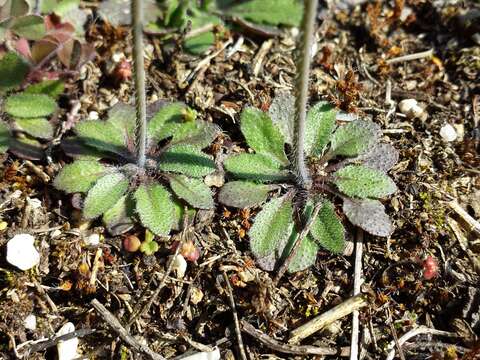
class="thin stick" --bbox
[289,294,368,344]
[241,320,349,356]
[91,299,165,360]
[350,229,364,360]
[292,0,318,191]
[274,201,322,284]
[386,49,433,65]
[132,0,147,168]
[222,272,248,360]
[385,325,458,360]
[447,200,480,237]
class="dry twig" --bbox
[91,299,165,360]
[222,272,248,360]
[241,320,349,356]
[289,294,368,344]
[350,229,364,360]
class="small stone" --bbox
[51,229,62,238]
[24,314,36,330]
[171,254,187,279]
[398,99,427,121]
[190,287,204,305]
[204,172,224,187]
[57,322,79,360]
[112,52,124,63]
[88,111,99,120]
[0,221,7,231]
[6,234,40,271]
[85,233,100,246]
[439,124,457,142]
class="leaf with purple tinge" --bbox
[350,143,399,172]
[343,198,394,237]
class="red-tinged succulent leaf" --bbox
[31,39,57,64]
[10,15,45,40]
[15,38,32,60]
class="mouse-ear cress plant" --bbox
[219,0,399,274]
[53,0,219,236]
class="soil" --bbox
[0,1,479,359]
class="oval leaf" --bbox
[0,52,29,92]
[147,102,186,142]
[54,160,107,193]
[343,198,394,237]
[287,234,319,273]
[240,107,288,164]
[334,165,397,199]
[134,183,175,236]
[169,174,214,209]
[158,144,216,178]
[5,94,57,118]
[224,153,290,182]
[10,15,45,40]
[83,172,129,219]
[305,102,336,157]
[15,117,54,139]
[103,195,135,235]
[309,200,345,253]
[268,90,294,144]
[249,194,294,261]
[350,143,399,172]
[0,121,11,153]
[218,181,274,208]
[330,120,380,157]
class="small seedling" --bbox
[219,100,398,273]
[53,0,219,237]
[0,53,64,159]
[157,0,303,54]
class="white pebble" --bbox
[24,314,37,330]
[85,233,100,246]
[181,348,220,360]
[439,124,457,142]
[398,98,427,121]
[88,111,99,120]
[6,234,40,271]
[111,52,124,63]
[57,322,79,360]
[171,254,187,279]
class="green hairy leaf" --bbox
[240,107,288,164]
[305,102,336,157]
[14,118,54,140]
[169,121,219,149]
[286,232,319,273]
[268,90,294,144]
[10,15,45,40]
[0,121,11,153]
[330,120,380,157]
[107,102,136,140]
[25,80,65,99]
[351,143,399,172]
[0,52,29,92]
[226,0,303,26]
[183,11,220,54]
[224,153,290,182]
[169,174,214,209]
[4,94,57,118]
[103,195,135,235]
[249,194,294,261]
[218,181,274,208]
[41,0,80,15]
[158,144,216,178]
[172,199,196,231]
[310,200,345,253]
[343,198,394,237]
[83,172,129,219]
[147,102,186,142]
[334,165,397,199]
[75,120,128,158]
[134,184,175,236]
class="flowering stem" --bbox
[132,0,147,168]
